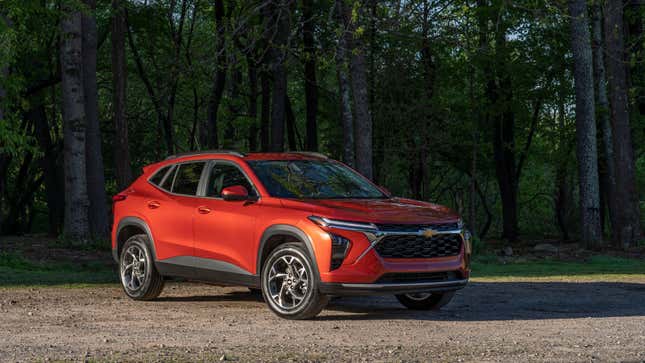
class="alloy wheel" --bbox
[266,254,309,311]
[121,245,147,292]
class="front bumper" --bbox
[319,278,468,296]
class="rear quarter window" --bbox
[149,165,171,186]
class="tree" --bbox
[345,0,373,179]
[568,0,602,247]
[82,0,109,238]
[302,0,318,151]
[335,0,354,167]
[268,0,292,152]
[205,0,227,149]
[111,0,133,190]
[603,0,642,247]
[60,4,90,241]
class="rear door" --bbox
[146,161,206,260]
[193,160,260,274]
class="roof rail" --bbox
[288,151,328,159]
[165,150,246,160]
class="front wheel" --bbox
[395,291,455,310]
[261,243,329,319]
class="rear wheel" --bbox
[119,234,164,300]
[395,291,455,310]
[261,243,328,319]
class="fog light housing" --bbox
[330,233,350,270]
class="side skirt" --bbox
[155,256,260,288]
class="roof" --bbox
[164,150,329,161]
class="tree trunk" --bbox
[285,96,297,151]
[603,0,642,247]
[82,0,109,239]
[345,1,373,179]
[302,0,318,151]
[32,102,65,237]
[592,1,617,238]
[335,0,354,167]
[268,0,291,152]
[205,0,227,149]
[569,0,602,247]
[260,71,271,152]
[112,0,133,190]
[60,6,90,241]
[247,54,259,151]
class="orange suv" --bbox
[111,151,470,319]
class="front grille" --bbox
[375,222,459,233]
[376,271,460,284]
[375,234,462,258]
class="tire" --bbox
[395,291,455,310]
[119,234,164,300]
[261,243,329,319]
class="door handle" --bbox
[197,206,211,214]
[147,201,161,209]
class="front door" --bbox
[193,161,259,274]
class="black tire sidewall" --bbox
[119,236,156,300]
[261,244,318,317]
[396,291,456,310]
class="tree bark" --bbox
[345,1,373,179]
[268,0,292,152]
[112,0,133,190]
[302,0,318,151]
[335,0,354,167]
[285,96,297,151]
[603,0,642,247]
[206,0,226,149]
[60,6,90,241]
[82,0,109,239]
[260,70,271,152]
[247,53,259,151]
[569,0,602,247]
[592,1,617,238]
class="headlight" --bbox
[308,216,378,232]
[457,218,464,230]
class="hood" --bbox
[280,197,460,224]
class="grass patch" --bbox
[0,252,116,286]
[472,254,645,281]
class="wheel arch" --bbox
[114,217,158,263]
[256,224,319,278]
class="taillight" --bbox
[112,194,127,202]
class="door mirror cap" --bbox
[221,185,249,201]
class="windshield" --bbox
[247,160,387,199]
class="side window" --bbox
[159,165,176,191]
[149,165,171,186]
[171,162,205,196]
[206,163,257,198]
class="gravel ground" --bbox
[1,279,644,362]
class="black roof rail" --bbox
[287,151,328,159]
[165,150,246,160]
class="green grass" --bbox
[0,252,116,287]
[472,254,645,281]
[1,251,644,287]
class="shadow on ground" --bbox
[317,281,645,321]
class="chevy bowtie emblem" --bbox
[422,228,438,238]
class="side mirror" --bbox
[379,185,392,197]
[221,185,249,201]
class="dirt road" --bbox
[1,279,644,362]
